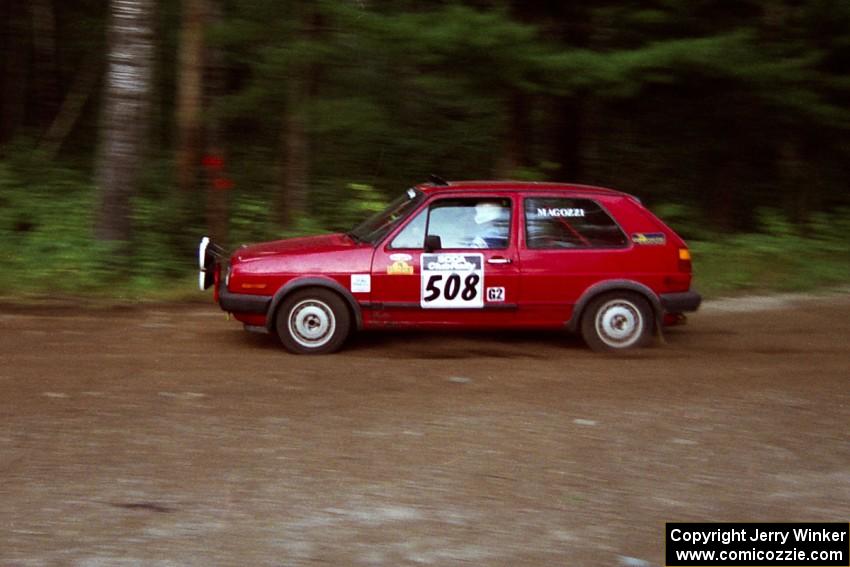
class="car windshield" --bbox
[347,188,425,244]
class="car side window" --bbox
[389,198,512,249]
[524,198,627,249]
[390,208,427,249]
[428,198,511,249]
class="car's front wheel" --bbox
[580,292,653,352]
[275,289,351,354]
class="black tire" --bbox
[275,288,351,354]
[580,291,654,352]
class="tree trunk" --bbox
[495,91,532,178]
[30,0,60,130]
[553,97,583,181]
[39,54,101,158]
[277,4,320,229]
[204,0,229,247]
[176,0,205,193]
[279,82,309,229]
[1,0,28,146]
[552,4,590,183]
[778,139,806,223]
[94,0,155,243]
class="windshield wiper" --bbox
[345,231,363,244]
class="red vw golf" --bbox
[199,179,701,353]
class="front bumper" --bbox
[659,290,702,313]
[219,278,271,314]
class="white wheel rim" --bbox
[595,299,643,348]
[288,299,336,349]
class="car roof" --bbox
[414,180,632,199]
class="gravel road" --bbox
[1,295,848,566]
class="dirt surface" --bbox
[1,295,849,566]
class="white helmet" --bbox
[474,202,503,225]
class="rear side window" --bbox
[524,198,627,249]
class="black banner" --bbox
[666,523,849,566]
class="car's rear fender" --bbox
[265,277,363,332]
[566,280,663,333]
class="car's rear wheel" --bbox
[275,289,351,354]
[581,292,653,352]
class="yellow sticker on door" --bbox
[387,260,414,275]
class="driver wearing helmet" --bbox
[470,201,509,249]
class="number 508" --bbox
[423,273,480,302]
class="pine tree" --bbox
[94,0,155,242]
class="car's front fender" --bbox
[265,276,363,332]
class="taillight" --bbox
[678,248,692,272]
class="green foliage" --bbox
[0,152,390,298]
[645,199,850,296]
[690,207,850,296]
[0,154,200,297]
[0,157,102,294]
[3,149,847,301]
[208,0,850,229]
[651,202,721,241]
[3,0,850,300]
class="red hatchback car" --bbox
[199,179,701,353]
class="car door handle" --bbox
[487,257,512,264]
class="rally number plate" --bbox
[420,253,484,309]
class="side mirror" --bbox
[424,234,442,252]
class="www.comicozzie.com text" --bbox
[670,527,848,546]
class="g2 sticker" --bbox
[486,287,505,302]
[421,253,484,309]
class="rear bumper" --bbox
[659,290,702,313]
[219,279,271,314]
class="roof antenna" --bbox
[428,174,449,186]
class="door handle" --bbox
[487,257,512,265]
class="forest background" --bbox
[1,0,848,299]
